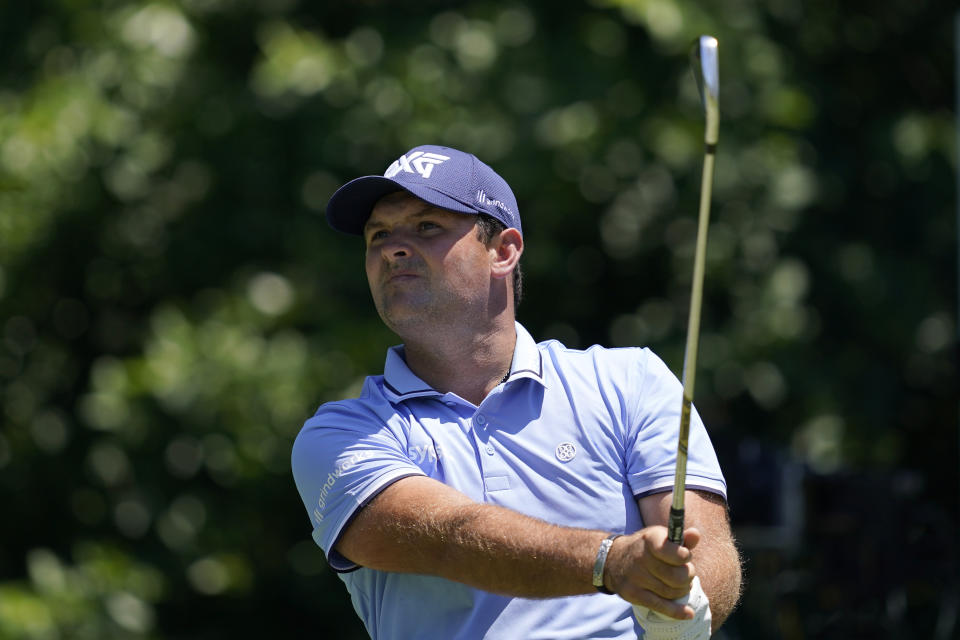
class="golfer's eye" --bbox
[367,229,388,242]
[418,221,439,232]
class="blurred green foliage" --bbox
[0,1,955,638]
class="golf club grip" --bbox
[668,507,685,545]
[668,396,691,545]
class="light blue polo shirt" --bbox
[291,322,726,640]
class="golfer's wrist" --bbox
[592,532,622,594]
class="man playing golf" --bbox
[291,144,742,639]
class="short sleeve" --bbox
[624,349,726,500]
[291,390,426,571]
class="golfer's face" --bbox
[364,193,492,332]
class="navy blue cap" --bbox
[325,145,521,236]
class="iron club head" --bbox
[691,35,719,145]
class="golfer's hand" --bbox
[602,526,700,620]
[633,575,712,640]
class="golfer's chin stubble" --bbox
[371,286,431,337]
[370,272,487,338]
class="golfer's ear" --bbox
[491,228,522,279]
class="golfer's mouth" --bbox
[386,271,421,284]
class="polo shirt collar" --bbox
[382,322,546,403]
[506,322,546,385]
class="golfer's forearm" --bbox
[695,533,742,630]
[430,502,609,596]
[336,479,606,597]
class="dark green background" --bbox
[0,1,956,638]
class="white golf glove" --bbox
[632,576,711,639]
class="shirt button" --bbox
[485,444,495,455]
[475,414,486,426]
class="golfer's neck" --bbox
[402,318,517,406]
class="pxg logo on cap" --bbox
[384,151,451,180]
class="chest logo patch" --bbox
[555,442,577,462]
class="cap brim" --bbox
[325,176,478,235]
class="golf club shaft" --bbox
[668,35,719,546]
[668,150,715,545]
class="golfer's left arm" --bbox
[637,490,743,631]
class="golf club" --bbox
[667,35,720,546]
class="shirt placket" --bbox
[471,409,512,496]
